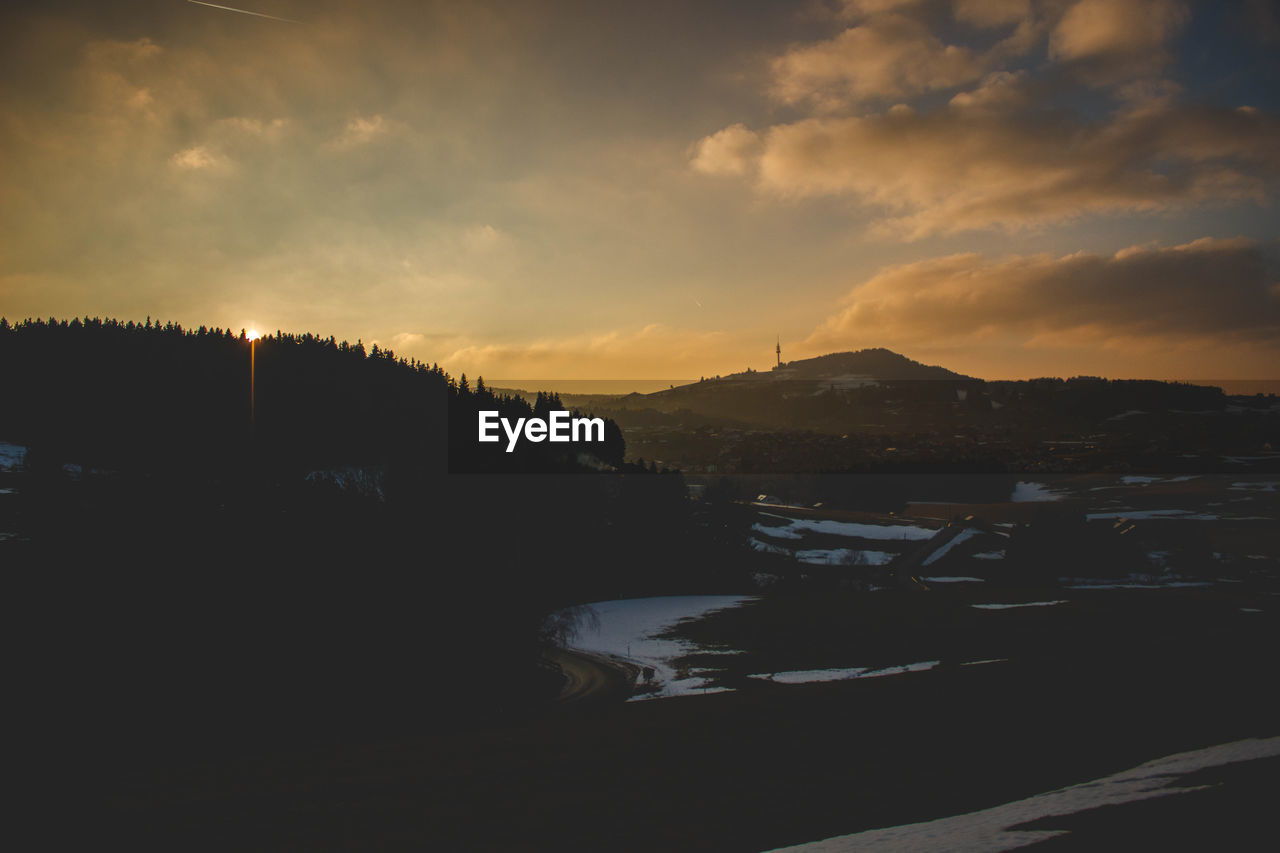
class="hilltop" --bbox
[548,347,1277,475]
[729,347,969,385]
[553,347,976,430]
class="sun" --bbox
[247,328,260,341]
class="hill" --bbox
[770,348,969,382]
[701,347,968,386]
[560,347,975,432]
[552,347,1276,474]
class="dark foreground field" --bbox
[6,443,1276,850]
[94,591,1279,852]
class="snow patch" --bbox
[921,527,981,566]
[797,548,895,566]
[1065,582,1212,590]
[768,737,1280,852]
[749,537,790,555]
[0,443,27,472]
[558,595,753,701]
[1011,482,1068,502]
[1230,481,1278,492]
[756,517,936,541]
[750,660,941,685]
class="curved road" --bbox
[546,647,638,705]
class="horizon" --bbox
[3,1,1278,380]
[5,313,1279,395]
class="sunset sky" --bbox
[2,0,1278,382]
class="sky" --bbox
[2,0,1278,381]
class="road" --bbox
[546,647,638,705]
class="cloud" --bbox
[329,114,391,150]
[437,324,736,379]
[216,116,290,140]
[169,145,230,171]
[954,0,1031,29]
[838,0,925,18]
[692,0,1275,239]
[690,123,762,176]
[460,223,507,252]
[371,331,463,355]
[806,238,1280,354]
[83,36,163,65]
[769,13,987,108]
[1049,0,1189,86]
[947,70,1030,114]
[769,0,1044,109]
[701,94,1280,238]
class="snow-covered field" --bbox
[750,510,924,567]
[1119,475,1199,485]
[768,736,1280,852]
[1011,482,1068,502]
[1231,481,1278,492]
[796,548,894,566]
[0,442,26,472]
[562,595,754,701]
[921,527,980,566]
[749,661,941,685]
[749,537,790,555]
[1065,581,1212,590]
[754,516,935,541]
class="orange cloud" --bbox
[807,238,1280,355]
[690,123,763,176]
[698,95,1280,238]
[435,324,741,380]
[328,114,392,150]
[1050,0,1189,86]
[693,0,1264,238]
[954,0,1031,29]
[769,13,988,108]
[169,145,230,171]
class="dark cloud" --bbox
[693,0,1279,238]
[808,237,1280,350]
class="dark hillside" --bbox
[1,316,732,791]
[776,348,968,381]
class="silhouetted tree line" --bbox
[0,316,625,476]
[2,316,744,785]
[603,375,1240,435]
[448,380,626,473]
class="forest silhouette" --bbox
[2,316,734,781]
[0,316,629,474]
